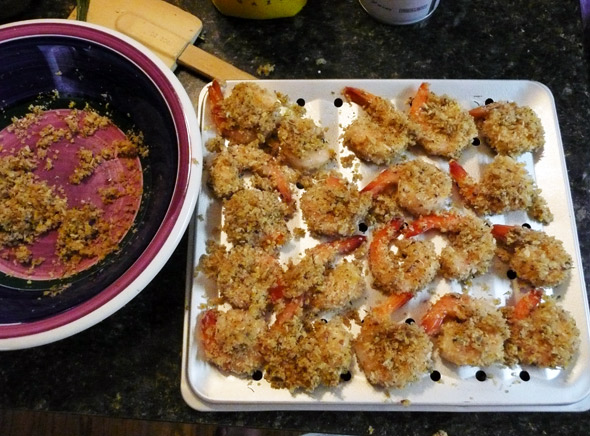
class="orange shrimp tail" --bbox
[372,292,413,320]
[343,86,373,108]
[333,234,367,254]
[197,309,217,345]
[491,224,516,240]
[361,167,400,196]
[513,289,543,320]
[274,296,304,326]
[403,213,460,237]
[468,105,491,119]
[448,160,469,184]
[208,80,226,131]
[420,293,462,335]
[409,82,430,118]
[267,165,293,205]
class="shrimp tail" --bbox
[371,292,413,320]
[409,82,430,118]
[361,166,400,196]
[491,224,516,240]
[208,80,227,130]
[513,289,543,320]
[449,160,478,201]
[343,86,375,109]
[420,293,461,335]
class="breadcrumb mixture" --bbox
[0,105,146,277]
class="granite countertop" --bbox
[1,0,590,435]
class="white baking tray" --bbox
[181,80,590,411]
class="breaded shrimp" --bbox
[502,289,580,368]
[342,87,415,165]
[449,156,553,224]
[261,300,354,392]
[282,236,367,311]
[404,213,495,281]
[300,172,372,237]
[361,159,452,216]
[492,224,572,288]
[196,308,266,376]
[369,218,439,295]
[197,242,284,315]
[208,80,282,145]
[470,101,545,156]
[273,110,334,172]
[421,293,509,367]
[222,189,291,250]
[354,293,433,389]
[409,82,477,159]
[208,145,293,205]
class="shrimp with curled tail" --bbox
[208,145,294,205]
[282,235,367,311]
[300,172,372,237]
[421,293,509,367]
[260,298,355,392]
[409,82,477,159]
[404,213,496,281]
[354,292,433,389]
[502,289,580,368]
[197,242,284,316]
[369,218,439,295]
[492,224,572,288]
[469,101,545,156]
[196,308,266,376]
[361,159,452,217]
[342,87,416,165]
[449,156,553,224]
[208,80,282,145]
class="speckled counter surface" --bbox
[1,1,590,435]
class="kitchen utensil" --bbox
[69,0,255,80]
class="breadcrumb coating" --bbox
[503,298,580,368]
[300,172,371,237]
[474,101,545,156]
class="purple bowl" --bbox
[0,20,201,348]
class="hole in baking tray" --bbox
[358,222,368,232]
[252,370,263,381]
[519,370,531,381]
[507,270,518,280]
[296,98,305,107]
[340,371,352,381]
[405,318,415,325]
[485,98,494,105]
[296,181,304,189]
[522,223,531,229]
[334,97,344,107]
[430,371,441,382]
[475,370,487,381]
[472,137,481,146]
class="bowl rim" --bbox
[0,19,202,349]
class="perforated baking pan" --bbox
[181,79,590,411]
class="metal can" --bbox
[358,0,441,25]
